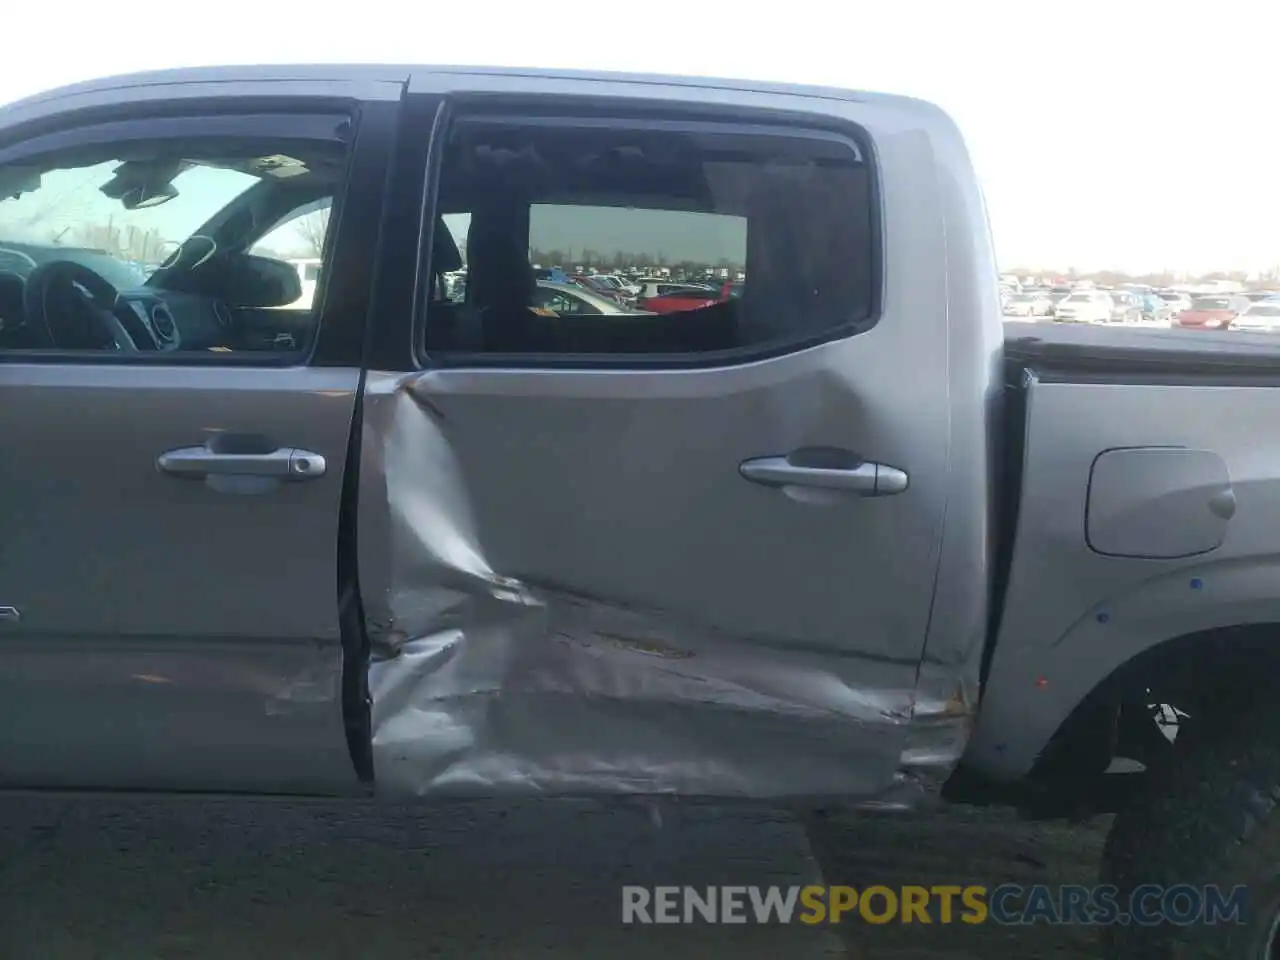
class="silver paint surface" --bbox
[0,68,405,130]
[0,65,1007,799]
[359,80,1000,800]
[0,364,361,792]
[968,375,1280,779]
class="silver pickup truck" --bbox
[1,65,1277,957]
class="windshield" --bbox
[0,159,261,283]
[1191,297,1232,310]
[1244,304,1280,316]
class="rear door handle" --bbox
[740,456,908,496]
[157,446,327,480]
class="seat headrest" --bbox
[467,228,535,310]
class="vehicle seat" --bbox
[466,229,551,352]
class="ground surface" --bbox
[0,794,1109,959]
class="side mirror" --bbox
[218,254,303,308]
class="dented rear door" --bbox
[357,73,962,800]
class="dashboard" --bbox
[112,288,235,352]
[0,269,291,354]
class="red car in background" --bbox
[1173,295,1249,331]
[635,282,722,314]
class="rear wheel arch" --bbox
[970,557,1280,782]
[1032,620,1280,780]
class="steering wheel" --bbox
[22,260,138,351]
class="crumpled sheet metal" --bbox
[361,372,970,800]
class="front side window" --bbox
[0,133,346,358]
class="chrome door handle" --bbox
[740,456,908,496]
[157,446,327,480]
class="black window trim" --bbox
[0,102,390,369]
[411,93,884,372]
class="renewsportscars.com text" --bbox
[621,884,1248,926]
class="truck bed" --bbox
[1003,319,1280,380]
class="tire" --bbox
[1101,702,1280,958]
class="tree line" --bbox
[528,247,742,273]
[1008,265,1280,288]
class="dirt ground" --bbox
[803,805,1110,958]
[0,794,1109,959]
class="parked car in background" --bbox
[720,281,745,300]
[1230,300,1280,333]
[571,274,630,304]
[1106,290,1144,324]
[588,274,640,298]
[1044,287,1072,315]
[1173,294,1247,331]
[1242,290,1280,303]
[637,285,721,314]
[1002,292,1054,318]
[634,280,717,301]
[1137,291,1173,322]
[1117,285,1167,322]
[1053,290,1114,323]
[1157,289,1192,314]
[532,280,642,315]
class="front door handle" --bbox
[157,446,327,480]
[740,455,908,497]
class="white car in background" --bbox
[591,274,640,297]
[1157,290,1193,316]
[1053,290,1114,324]
[1002,292,1054,318]
[532,280,647,315]
[1232,301,1280,333]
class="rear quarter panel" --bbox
[968,366,1280,779]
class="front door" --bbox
[0,91,395,792]
[359,81,956,800]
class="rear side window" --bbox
[423,112,874,361]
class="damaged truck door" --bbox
[0,79,400,792]
[357,77,987,799]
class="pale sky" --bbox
[4,1,1277,274]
